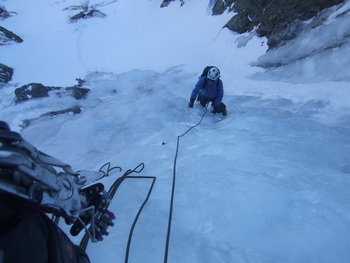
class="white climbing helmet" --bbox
[207,67,220,81]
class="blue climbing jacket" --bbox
[190,76,224,108]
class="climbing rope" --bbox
[79,162,156,263]
[164,105,208,263]
[80,103,208,262]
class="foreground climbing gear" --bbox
[0,121,118,242]
[0,121,156,262]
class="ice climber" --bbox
[188,66,227,116]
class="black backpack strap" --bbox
[216,78,221,90]
[201,66,213,78]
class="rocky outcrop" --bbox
[14,79,90,128]
[15,83,61,103]
[0,7,18,85]
[43,106,82,116]
[14,79,90,103]
[0,5,16,20]
[160,0,345,48]
[21,106,82,129]
[0,26,23,45]
[0,63,13,83]
[214,0,345,48]
[69,9,106,22]
[160,0,185,7]
[12,79,89,128]
[63,2,108,22]
[0,6,10,19]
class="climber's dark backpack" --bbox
[196,66,221,103]
[200,66,213,78]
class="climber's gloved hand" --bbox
[188,99,194,108]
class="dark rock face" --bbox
[44,106,82,116]
[224,11,253,33]
[15,83,61,103]
[0,6,10,19]
[0,63,13,83]
[69,9,106,22]
[14,79,90,103]
[0,26,23,45]
[160,0,184,7]
[66,86,90,100]
[1,7,19,84]
[219,0,345,48]
[161,0,345,48]
[0,6,16,20]
[13,79,89,128]
[21,106,82,129]
[63,2,109,22]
